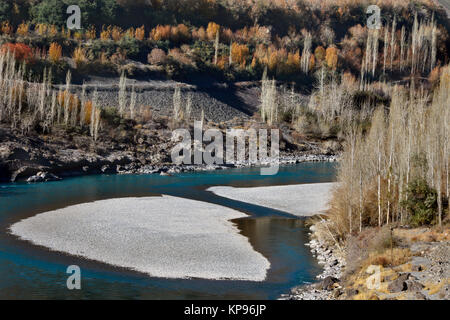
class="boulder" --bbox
[345,288,359,297]
[11,166,41,182]
[317,276,340,291]
[406,280,424,292]
[388,273,410,293]
[27,171,61,183]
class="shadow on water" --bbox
[0,162,336,299]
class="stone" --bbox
[415,292,427,300]
[332,289,342,298]
[27,171,61,183]
[412,265,423,272]
[318,276,340,291]
[388,273,410,293]
[406,280,424,292]
[345,288,359,297]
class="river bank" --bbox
[280,220,450,300]
[279,220,346,300]
[0,122,337,183]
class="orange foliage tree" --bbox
[0,43,33,62]
[206,22,220,40]
[325,46,339,70]
[231,43,250,67]
[49,42,62,63]
[151,25,171,41]
[314,46,326,64]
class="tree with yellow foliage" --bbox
[135,26,145,41]
[325,46,338,70]
[231,43,250,68]
[286,51,301,72]
[206,22,220,41]
[48,42,62,63]
[314,46,326,64]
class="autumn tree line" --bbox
[0,0,449,84]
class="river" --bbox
[0,162,336,299]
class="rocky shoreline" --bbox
[279,222,346,300]
[0,120,339,184]
[1,135,337,183]
[280,222,450,300]
[23,154,337,183]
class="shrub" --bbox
[16,22,29,36]
[101,106,121,127]
[72,47,87,68]
[168,48,194,66]
[402,179,438,227]
[0,43,33,63]
[151,25,171,41]
[135,25,145,41]
[111,26,123,41]
[85,26,96,40]
[1,21,13,35]
[100,26,112,40]
[148,48,167,65]
[231,43,249,68]
[118,36,140,58]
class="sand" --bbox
[10,195,270,281]
[208,183,336,217]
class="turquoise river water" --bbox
[0,162,336,299]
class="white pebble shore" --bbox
[10,195,270,281]
[208,183,336,217]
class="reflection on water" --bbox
[0,162,336,299]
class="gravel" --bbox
[208,183,336,217]
[10,195,270,281]
[64,82,261,123]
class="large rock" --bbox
[317,276,340,291]
[388,273,410,293]
[26,171,61,183]
[10,166,42,182]
[406,280,424,292]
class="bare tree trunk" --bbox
[214,31,219,65]
[372,30,379,76]
[229,40,233,66]
[437,174,443,227]
[431,19,437,72]
[378,138,382,227]
[390,17,397,70]
[383,27,389,74]
[349,133,355,234]
[359,169,363,233]
[400,26,406,72]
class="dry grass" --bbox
[395,227,450,243]
[344,245,412,300]
[424,279,449,295]
[364,248,412,268]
